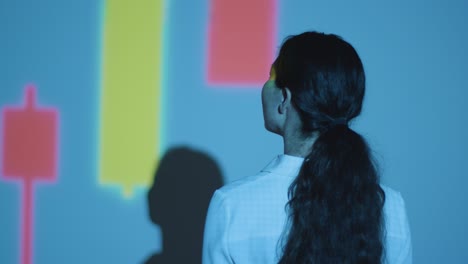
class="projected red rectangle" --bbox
[207,0,276,85]
[3,91,57,181]
[1,84,58,264]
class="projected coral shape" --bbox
[207,0,277,85]
[99,0,164,197]
[1,84,59,264]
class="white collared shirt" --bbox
[202,155,412,263]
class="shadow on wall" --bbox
[144,146,224,264]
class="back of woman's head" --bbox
[276,32,385,264]
[274,31,365,132]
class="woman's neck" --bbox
[283,133,317,157]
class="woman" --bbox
[203,32,412,264]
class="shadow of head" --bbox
[146,146,223,262]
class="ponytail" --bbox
[279,125,385,264]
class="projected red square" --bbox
[2,86,57,181]
[207,0,277,85]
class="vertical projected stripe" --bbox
[1,85,59,264]
[207,0,277,85]
[100,0,164,197]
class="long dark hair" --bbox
[276,32,385,264]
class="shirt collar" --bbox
[261,154,304,177]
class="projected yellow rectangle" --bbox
[99,0,164,197]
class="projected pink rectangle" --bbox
[207,0,277,85]
[1,84,59,264]
[3,87,58,181]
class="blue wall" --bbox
[1,0,467,263]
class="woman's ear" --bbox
[278,87,292,114]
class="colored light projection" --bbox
[207,0,277,85]
[99,0,164,197]
[1,85,59,264]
